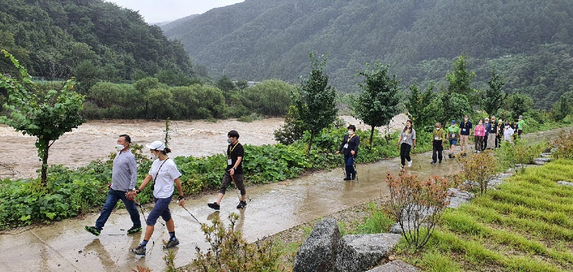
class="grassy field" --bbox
[400,159,573,271]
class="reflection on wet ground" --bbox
[0,126,569,271]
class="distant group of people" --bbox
[437,114,526,160]
[84,130,247,257]
[334,114,527,172]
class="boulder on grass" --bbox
[335,233,402,272]
[293,218,340,272]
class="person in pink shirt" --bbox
[474,119,486,152]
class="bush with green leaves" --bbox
[192,213,280,271]
[495,139,549,171]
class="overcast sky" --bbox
[106,0,244,23]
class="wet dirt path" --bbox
[0,125,569,271]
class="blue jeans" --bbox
[95,189,141,229]
[344,155,356,179]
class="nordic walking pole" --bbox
[180,205,201,224]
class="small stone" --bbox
[367,260,418,272]
[557,181,573,187]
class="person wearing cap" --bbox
[208,130,246,210]
[129,141,185,256]
[84,134,141,236]
[447,120,460,158]
[459,115,473,156]
[517,115,525,137]
[336,125,360,180]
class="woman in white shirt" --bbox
[129,141,185,256]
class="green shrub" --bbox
[192,213,280,271]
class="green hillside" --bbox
[163,0,573,109]
[0,0,196,84]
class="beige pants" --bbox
[460,135,470,152]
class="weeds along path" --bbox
[0,126,568,271]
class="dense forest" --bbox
[164,0,573,109]
[0,0,198,86]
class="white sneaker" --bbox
[407,160,412,167]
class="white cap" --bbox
[146,141,165,151]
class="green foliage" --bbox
[0,50,85,185]
[440,92,472,125]
[423,159,573,271]
[351,61,401,145]
[358,203,395,234]
[164,0,573,109]
[504,93,534,120]
[294,54,338,152]
[495,139,548,171]
[239,80,295,116]
[447,56,476,99]
[192,213,280,271]
[0,0,196,82]
[405,84,442,132]
[274,105,305,145]
[457,151,498,194]
[385,171,453,250]
[483,70,507,116]
[552,131,573,160]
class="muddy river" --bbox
[0,114,409,179]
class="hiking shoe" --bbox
[407,160,412,167]
[131,245,146,256]
[127,226,142,234]
[236,201,247,209]
[439,160,442,164]
[430,161,436,165]
[343,177,351,181]
[208,202,220,211]
[84,226,101,236]
[164,237,179,249]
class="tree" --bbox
[553,91,573,121]
[0,50,84,186]
[483,70,506,116]
[274,105,305,145]
[505,93,534,120]
[446,55,479,106]
[405,83,443,133]
[352,62,400,145]
[440,92,473,125]
[294,54,338,153]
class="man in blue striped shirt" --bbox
[84,134,141,236]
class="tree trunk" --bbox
[41,146,49,186]
[307,133,314,154]
[369,125,375,148]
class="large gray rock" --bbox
[335,233,402,272]
[447,188,475,208]
[533,157,551,165]
[293,218,340,272]
[367,260,418,272]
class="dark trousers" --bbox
[483,135,488,150]
[344,155,356,179]
[475,136,484,151]
[400,143,412,166]
[432,140,443,163]
[96,189,141,229]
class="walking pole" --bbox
[135,197,165,226]
[180,205,201,224]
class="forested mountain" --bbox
[0,0,195,83]
[163,0,573,109]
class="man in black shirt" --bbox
[208,130,246,210]
[336,125,360,180]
